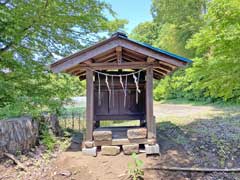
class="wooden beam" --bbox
[147,57,155,63]
[146,66,156,139]
[123,48,147,59]
[122,56,143,62]
[154,68,168,75]
[51,40,119,72]
[153,73,163,80]
[153,69,166,76]
[84,59,93,65]
[51,38,187,73]
[94,53,116,63]
[67,61,172,76]
[86,69,94,140]
[75,71,85,76]
[123,52,145,62]
[119,39,186,67]
[78,61,155,70]
[116,46,122,64]
[149,57,170,74]
[158,61,176,69]
[156,66,171,73]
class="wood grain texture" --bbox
[86,69,94,140]
[146,66,156,139]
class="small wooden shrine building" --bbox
[51,32,191,152]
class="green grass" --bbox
[158,98,240,107]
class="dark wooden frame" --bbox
[93,71,146,124]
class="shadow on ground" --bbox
[64,129,84,151]
[147,113,240,180]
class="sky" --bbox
[104,0,152,33]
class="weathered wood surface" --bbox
[146,66,156,139]
[4,152,27,171]
[86,69,94,141]
[94,72,146,122]
[51,36,187,73]
[145,166,240,172]
[0,117,38,157]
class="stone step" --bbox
[127,128,147,139]
[82,147,97,157]
[145,144,160,155]
[83,141,95,148]
[93,130,112,141]
[101,146,120,156]
[122,144,139,155]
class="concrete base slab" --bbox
[82,147,97,157]
[145,144,160,155]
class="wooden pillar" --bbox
[86,69,94,141]
[146,66,156,139]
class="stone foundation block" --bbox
[84,141,94,148]
[82,147,97,157]
[101,146,120,156]
[94,140,112,146]
[93,130,112,141]
[145,144,160,155]
[127,128,147,139]
[122,144,139,155]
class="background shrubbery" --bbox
[132,0,240,104]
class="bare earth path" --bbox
[1,103,240,180]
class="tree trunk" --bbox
[0,117,38,158]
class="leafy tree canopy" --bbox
[153,0,240,103]
[0,0,127,118]
[129,21,159,45]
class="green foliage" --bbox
[0,0,126,119]
[129,21,159,45]
[153,68,206,101]
[151,0,206,25]
[128,153,144,180]
[40,129,56,151]
[130,0,205,58]
[186,0,240,102]
[39,119,56,151]
[150,0,206,57]
[148,0,240,103]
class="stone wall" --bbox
[0,117,38,157]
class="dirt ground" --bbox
[1,103,240,180]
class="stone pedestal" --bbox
[93,130,112,141]
[82,147,97,157]
[122,144,139,155]
[84,141,95,148]
[145,144,160,155]
[127,128,147,139]
[101,146,120,156]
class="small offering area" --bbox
[51,32,191,156]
